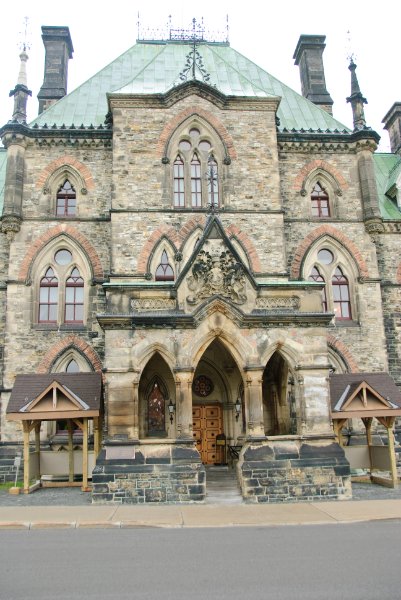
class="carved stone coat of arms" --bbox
[186,249,247,305]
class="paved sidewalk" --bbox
[0,499,400,529]
[0,482,400,529]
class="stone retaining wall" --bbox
[238,439,351,503]
[92,443,206,504]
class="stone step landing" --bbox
[205,465,243,505]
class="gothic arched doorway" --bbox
[262,352,297,435]
[138,353,175,439]
[192,339,244,464]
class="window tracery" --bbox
[155,250,175,281]
[35,240,89,327]
[305,242,356,322]
[56,179,76,217]
[167,119,225,208]
[311,181,330,217]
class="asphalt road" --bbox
[1,521,400,600]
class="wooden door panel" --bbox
[193,404,223,464]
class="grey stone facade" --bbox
[0,25,400,503]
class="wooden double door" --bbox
[192,404,223,464]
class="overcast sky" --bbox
[1,0,399,151]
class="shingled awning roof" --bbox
[329,373,401,419]
[6,373,102,421]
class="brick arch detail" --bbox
[36,155,95,191]
[156,107,237,160]
[18,224,104,281]
[37,335,103,374]
[226,224,262,272]
[327,335,359,373]
[290,225,369,279]
[292,159,348,191]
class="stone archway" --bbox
[192,339,244,464]
[262,352,297,436]
[138,353,176,439]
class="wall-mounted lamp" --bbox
[168,398,176,424]
[235,397,241,421]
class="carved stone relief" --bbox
[131,298,176,312]
[186,246,247,305]
[256,297,300,310]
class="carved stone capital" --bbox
[1,214,22,239]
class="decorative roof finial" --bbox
[9,17,32,122]
[345,31,368,131]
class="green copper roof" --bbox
[373,153,401,220]
[0,148,6,215]
[30,41,349,133]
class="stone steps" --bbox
[205,466,243,505]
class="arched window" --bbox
[311,181,330,217]
[207,155,219,207]
[332,267,351,320]
[56,179,76,217]
[39,267,58,323]
[66,359,80,373]
[65,267,84,323]
[173,156,185,207]
[308,266,327,311]
[167,119,225,209]
[191,154,202,207]
[35,241,89,327]
[155,250,174,281]
[147,381,166,436]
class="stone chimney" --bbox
[293,35,333,115]
[37,26,74,114]
[382,103,401,155]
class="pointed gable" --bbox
[6,373,102,420]
[330,373,401,418]
[176,215,256,309]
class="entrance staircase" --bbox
[205,465,243,504]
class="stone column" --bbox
[244,368,265,439]
[105,371,140,440]
[0,133,27,239]
[174,369,194,441]
[296,368,333,435]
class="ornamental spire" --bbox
[9,18,32,122]
[346,58,368,131]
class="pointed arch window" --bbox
[66,359,80,373]
[148,381,166,436]
[311,181,330,217]
[65,268,84,323]
[39,268,58,323]
[155,250,174,281]
[207,155,219,207]
[56,179,76,217]
[173,156,185,207]
[332,267,351,320]
[308,266,328,311]
[191,154,202,207]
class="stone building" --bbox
[0,23,400,503]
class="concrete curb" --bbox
[0,499,400,529]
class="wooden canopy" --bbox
[6,373,103,493]
[330,373,401,488]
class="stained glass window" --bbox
[148,381,166,435]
